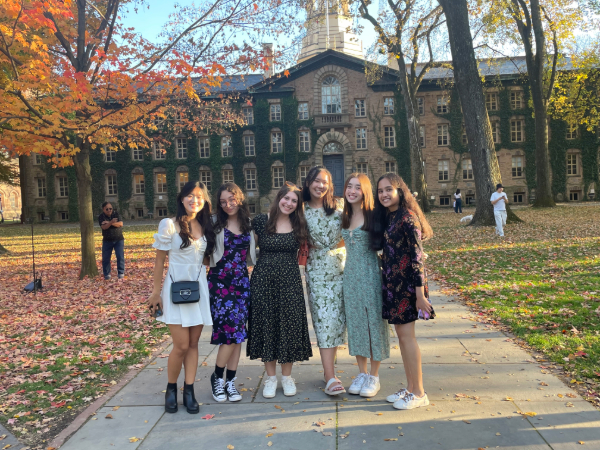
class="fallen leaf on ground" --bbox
[129,437,139,443]
[105,414,113,419]
[322,432,332,436]
[266,433,273,438]
[267,442,273,447]
[112,406,120,411]
[384,438,398,441]
[201,414,215,420]
[227,446,234,450]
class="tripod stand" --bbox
[24,217,42,293]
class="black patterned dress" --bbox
[246,214,313,364]
[381,208,435,325]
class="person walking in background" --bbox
[98,202,124,280]
[208,183,256,403]
[246,183,312,399]
[147,181,215,414]
[341,173,390,398]
[302,166,347,396]
[371,173,435,410]
[454,189,462,214]
[490,183,509,237]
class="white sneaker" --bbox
[386,388,409,403]
[393,392,429,410]
[348,373,369,395]
[360,375,380,398]
[262,376,278,399]
[282,377,297,396]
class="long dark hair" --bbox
[213,182,252,234]
[176,181,215,255]
[266,182,308,246]
[370,173,433,251]
[341,173,373,231]
[455,188,461,195]
[302,166,337,216]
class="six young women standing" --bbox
[148,170,434,412]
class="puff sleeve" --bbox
[152,218,175,251]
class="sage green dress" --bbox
[341,226,390,361]
[305,205,346,348]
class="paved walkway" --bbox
[56,281,600,450]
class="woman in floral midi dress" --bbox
[302,166,347,395]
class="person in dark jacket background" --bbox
[98,201,125,280]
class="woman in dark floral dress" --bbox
[371,173,434,411]
[208,183,256,403]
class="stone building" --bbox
[20,2,599,221]
[0,155,21,222]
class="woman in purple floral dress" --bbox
[208,183,256,403]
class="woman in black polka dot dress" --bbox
[247,183,312,398]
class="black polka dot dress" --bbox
[246,214,313,364]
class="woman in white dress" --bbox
[148,181,215,414]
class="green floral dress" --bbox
[341,226,390,361]
[305,205,346,348]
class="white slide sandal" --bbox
[324,378,346,396]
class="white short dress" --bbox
[152,218,213,328]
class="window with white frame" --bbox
[566,123,578,140]
[514,192,524,203]
[462,159,473,180]
[299,131,310,152]
[384,126,395,148]
[298,102,309,120]
[178,172,188,192]
[153,142,165,160]
[222,169,234,184]
[461,125,468,145]
[486,93,498,111]
[200,170,212,191]
[245,169,257,190]
[419,125,426,147]
[243,107,254,125]
[385,161,397,174]
[567,154,578,175]
[199,137,210,158]
[355,99,366,117]
[271,132,283,153]
[512,156,523,177]
[156,173,167,194]
[511,119,524,142]
[57,176,69,197]
[356,128,367,149]
[384,97,394,115]
[176,138,188,159]
[510,91,523,109]
[417,97,425,115]
[299,166,309,185]
[437,96,448,113]
[437,124,449,146]
[104,146,116,162]
[492,121,500,143]
[270,104,281,121]
[33,153,43,165]
[106,174,117,195]
[272,166,284,188]
[134,174,145,194]
[132,147,143,161]
[36,177,46,198]
[356,162,368,174]
[243,134,255,156]
[438,160,449,181]
[321,76,341,114]
[221,136,233,157]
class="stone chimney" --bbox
[263,43,274,78]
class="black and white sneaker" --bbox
[225,377,242,402]
[210,372,226,402]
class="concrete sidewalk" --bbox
[57,282,600,450]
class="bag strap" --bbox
[169,269,201,284]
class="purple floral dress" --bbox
[207,228,251,345]
[381,208,434,325]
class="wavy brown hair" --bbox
[301,165,337,216]
[341,173,374,231]
[370,173,433,251]
[213,183,252,234]
[266,182,308,245]
[176,181,215,255]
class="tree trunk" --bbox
[438,0,514,225]
[73,142,99,279]
[531,103,555,206]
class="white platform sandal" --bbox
[324,378,346,396]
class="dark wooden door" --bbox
[323,154,344,197]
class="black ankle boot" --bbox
[165,382,178,413]
[182,383,200,414]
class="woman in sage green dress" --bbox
[341,173,390,398]
[302,166,347,396]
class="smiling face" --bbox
[219,190,239,217]
[182,187,205,215]
[345,177,363,206]
[377,177,400,211]
[279,190,299,216]
[309,170,330,201]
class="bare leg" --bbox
[395,322,424,396]
[265,360,277,377]
[183,325,203,384]
[225,344,242,371]
[281,362,293,377]
[215,343,240,369]
[369,359,381,377]
[167,325,190,383]
[355,355,369,374]
[320,347,338,381]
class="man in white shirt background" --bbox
[490,183,509,237]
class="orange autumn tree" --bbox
[0,0,298,278]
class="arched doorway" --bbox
[322,141,344,196]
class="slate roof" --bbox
[194,74,265,93]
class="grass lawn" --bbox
[426,204,600,407]
[0,223,167,449]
